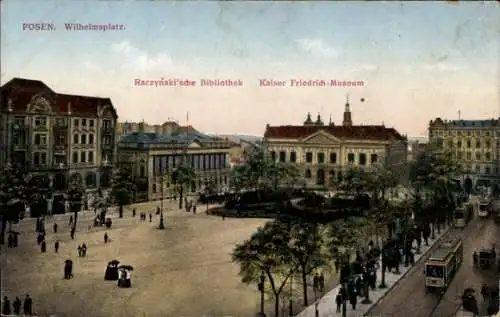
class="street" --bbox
[1,201,268,317]
[367,217,499,317]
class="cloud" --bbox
[422,63,462,72]
[110,40,175,72]
[295,38,338,58]
[351,64,378,72]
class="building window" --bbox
[140,166,145,177]
[290,151,297,163]
[279,151,286,162]
[457,152,463,160]
[270,151,276,161]
[371,154,378,163]
[103,119,112,129]
[81,134,87,144]
[73,119,79,127]
[466,152,471,160]
[88,151,94,163]
[359,153,367,166]
[347,153,355,164]
[476,140,481,148]
[153,184,157,193]
[476,152,481,160]
[485,166,490,174]
[486,140,491,148]
[72,152,78,163]
[73,134,79,144]
[330,152,337,164]
[89,119,95,127]
[80,151,86,163]
[82,119,87,126]
[306,152,313,163]
[34,134,47,145]
[475,165,480,173]
[89,134,94,144]
[103,136,111,144]
[33,152,46,165]
[467,140,471,148]
[305,169,311,178]
[485,152,491,161]
[317,152,325,164]
[34,117,47,127]
[457,140,462,148]
[56,134,65,146]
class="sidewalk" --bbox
[295,225,452,317]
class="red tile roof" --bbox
[0,78,115,117]
[264,125,405,141]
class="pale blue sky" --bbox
[2,1,499,136]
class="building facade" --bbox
[428,118,500,187]
[263,100,408,188]
[0,78,117,193]
[116,120,198,138]
[117,131,232,201]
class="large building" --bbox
[428,118,500,187]
[116,120,198,138]
[117,130,232,201]
[263,99,408,187]
[0,78,117,193]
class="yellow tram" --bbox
[454,203,473,228]
[425,237,463,294]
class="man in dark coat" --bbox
[23,294,32,316]
[13,296,21,315]
[2,296,11,315]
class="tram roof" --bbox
[428,238,462,262]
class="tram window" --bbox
[426,265,444,278]
[479,205,487,211]
[455,211,464,218]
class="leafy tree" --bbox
[229,164,249,193]
[0,163,28,244]
[25,174,52,218]
[232,221,295,317]
[110,167,135,218]
[170,161,196,210]
[67,180,84,232]
[281,218,328,306]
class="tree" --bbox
[170,161,196,210]
[281,218,328,306]
[229,165,250,193]
[67,180,84,232]
[110,167,135,218]
[0,163,28,244]
[232,221,295,317]
[25,174,52,218]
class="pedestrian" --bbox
[193,205,197,214]
[318,272,325,292]
[2,296,11,315]
[54,240,59,253]
[132,208,136,217]
[104,232,109,244]
[53,222,58,233]
[481,284,489,300]
[221,213,225,221]
[70,228,75,240]
[335,292,342,313]
[7,233,13,248]
[349,288,357,310]
[23,294,32,316]
[13,296,21,315]
[149,213,152,222]
[69,215,73,226]
[81,243,87,257]
[77,245,82,257]
[40,240,46,253]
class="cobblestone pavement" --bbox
[2,201,268,317]
[367,218,499,317]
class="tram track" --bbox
[366,217,491,317]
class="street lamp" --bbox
[338,246,348,317]
[158,173,165,229]
[258,270,266,316]
[288,277,293,317]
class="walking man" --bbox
[23,295,32,316]
[54,240,59,253]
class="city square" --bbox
[2,2,500,317]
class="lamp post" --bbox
[258,270,266,316]
[158,173,165,229]
[288,277,293,317]
[338,246,347,317]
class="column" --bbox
[204,154,209,171]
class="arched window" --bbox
[305,169,312,178]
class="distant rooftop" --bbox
[119,131,214,144]
[430,118,500,128]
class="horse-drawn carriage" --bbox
[477,248,496,270]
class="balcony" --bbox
[53,162,67,169]
[54,123,68,130]
[101,143,113,150]
[102,126,114,134]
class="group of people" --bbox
[77,243,88,257]
[7,231,19,248]
[2,295,33,316]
